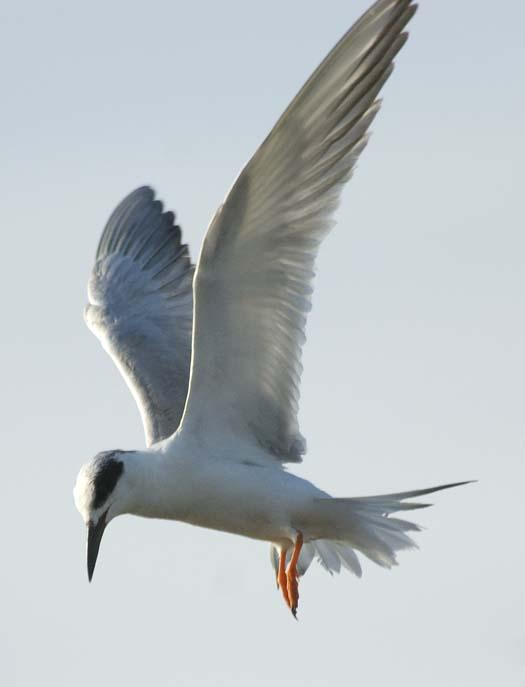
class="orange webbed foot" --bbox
[276,533,303,618]
[277,547,291,609]
[286,532,303,618]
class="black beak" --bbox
[87,510,108,582]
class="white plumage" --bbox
[74,0,469,617]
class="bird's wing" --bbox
[178,0,417,463]
[85,187,194,446]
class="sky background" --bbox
[2,0,524,685]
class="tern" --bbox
[74,0,469,617]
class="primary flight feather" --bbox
[75,0,469,618]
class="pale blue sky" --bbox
[2,1,524,685]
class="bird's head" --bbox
[73,450,131,581]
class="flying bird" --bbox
[74,0,469,617]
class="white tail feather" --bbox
[270,481,472,577]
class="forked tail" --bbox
[271,481,473,578]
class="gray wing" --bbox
[179,0,416,462]
[85,187,194,446]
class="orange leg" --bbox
[286,532,303,618]
[277,548,291,609]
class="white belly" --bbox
[168,457,324,544]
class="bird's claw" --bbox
[277,532,303,618]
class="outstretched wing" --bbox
[85,187,194,446]
[179,0,417,462]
